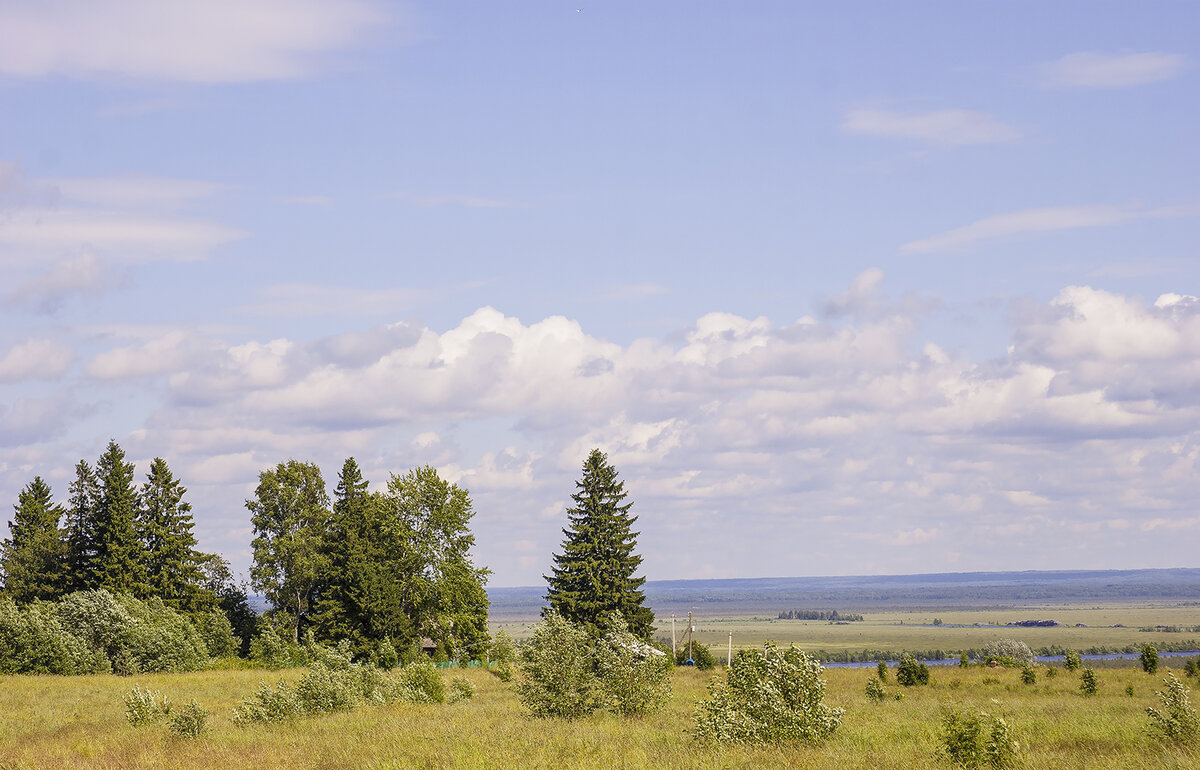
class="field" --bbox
[2,659,1199,768]
[491,604,1200,663]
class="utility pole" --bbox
[728,630,733,668]
[670,614,677,658]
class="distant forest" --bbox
[777,610,864,621]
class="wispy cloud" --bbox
[47,176,233,211]
[901,204,1198,254]
[843,109,1020,146]
[1041,51,1187,88]
[0,0,389,83]
[0,339,74,382]
[4,249,131,313]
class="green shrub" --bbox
[514,610,599,719]
[375,637,399,670]
[982,639,1033,667]
[232,680,304,724]
[448,675,476,703]
[0,597,109,675]
[1045,666,1057,678]
[865,676,886,702]
[395,661,447,704]
[596,613,671,715]
[877,660,889,681]
[169,700,208,739]
[1063,649,1082,671]
[493,660,513,682]
[1080,667,1098,696]
[193,609,238,659]
[295,662,364,713]
[1185,657,1200,678]
[1147,673,1199,743]
[489,629,516,664]
[940,707,1017,769]
[675,641,717,670]
[249,625,303,669]
[1020,666,1036,685]
[959,652,969,668]
[1141,644,1160,674]
[896,653,930,686]
[124,684,171,726]
[692,642,843,745]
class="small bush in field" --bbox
[1147,673,1200,743]
[1141,644,1159,674]
[692,643,843,745]
[982,639,1033,667]
[395,661,447,704]
[597,613,671,715]
[124,684,171,726]
[865,677,886,702]
[1184,657,1199,678]
[940,707,1017,768]
[959,652,969,668]
[877,660,888,681]
[169,700,208,739]
[1020,666,1036,685]
[1080,668,1098,696]
[448,675,476,702]
[896,653,930,686]
[295,662,364,713]
[1063,649,1082,671]
[514,610,599,719]
[1045,666,1057,679]
[232,680,304,724]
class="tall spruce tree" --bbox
[137,457,212,610]
[311,458,414,656]
[1,476,67,601]
[64,460,100,591]
[545,449,654,639]
[248,460,331,643]
[94,440,144,594]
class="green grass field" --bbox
[1,662,1198,768]
[3,603,1199,768]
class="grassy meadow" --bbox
[2,654,1199,768]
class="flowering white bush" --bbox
[693,642,843,744]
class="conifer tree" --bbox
[311,457,399,654]
[137,457,212,610]
[545,449,654,639]
[1,476,67,601]
[94,440,144,594]
[64,460,100,591]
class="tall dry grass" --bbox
[0,662,1197,768]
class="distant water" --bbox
[823,650,1199,669]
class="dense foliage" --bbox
[0,590,211,675]
[514,610,671,719]
[1146,673,1199,743]
[692,642,843,744]
[250,459,490,660]
[545,449,653,639]
[896,652,930,686]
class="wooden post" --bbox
[670,614,677,658]
[727,631,733,667]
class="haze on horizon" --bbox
[1,1,1197,586]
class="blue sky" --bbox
[1,1,1198,586]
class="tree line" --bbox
[1,442,490,663]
